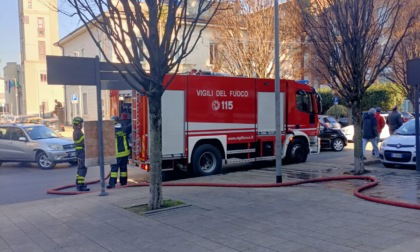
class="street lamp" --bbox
[274,0,282,183]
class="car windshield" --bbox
[24,126,60,140]
[394,119,415,135]
[328,117,337,123]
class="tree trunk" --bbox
[148,95,163,210]
[352,102,364,174]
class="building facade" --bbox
[57,19,216,124]
[0,76,5,114]
[3,63,23,116]
[18,0,64,116]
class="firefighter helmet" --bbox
[72,117,84,125]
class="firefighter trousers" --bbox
[76,151,88,186]
[109,156,128,186]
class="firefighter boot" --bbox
[77,185,90,192]
[106,184,115,189]
[77,184,90,192]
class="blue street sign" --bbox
[334,97,339,105]
[71,94,78,104]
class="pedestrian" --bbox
[72,117,90,191]
[362,108,379,159]
[107,116,131,189]
[372,107,385,155]
[387,106,403,135]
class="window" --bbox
[296,91,312,113]
[83,93,88,115]
[137,38,144,62]
[38,41,46,60]
[40,73,47,82]
[0,127,6,139]
[28,0,32,9]
[23,16,29,24]
[80,49,84,57]
[10,128,25,141]
[209,43,218,65]
[37,18,45,37]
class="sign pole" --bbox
[415,85,420,171]
[407,58,420,172]
[95,56,107,196]
[274,0,282,183]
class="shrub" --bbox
[326,104,348,118]
[361,83,405,112]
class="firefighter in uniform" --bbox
[73,117,90,192]
[107,116,131,189]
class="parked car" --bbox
[0,114,13,124]
[341,114,389,142]
[5,116,22,124]
[379,119,416,168]
[400,111,414,123]
[0,124,77,169]
[42,118,65,132]
[19,116,43,124]
[318,115,341,129]
[337,117,349,127]
[319,122,347,151]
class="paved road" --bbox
[0,142,403,206]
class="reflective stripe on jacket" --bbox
[115,127,130,158]
[73,129,85,150]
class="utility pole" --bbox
[274,0,282,183]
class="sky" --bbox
[0,0,81,77]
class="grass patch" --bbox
[125,199,185,215]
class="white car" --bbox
[379,119,416,168]
[340,114,389,141]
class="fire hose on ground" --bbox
[47,173,420,210]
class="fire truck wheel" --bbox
[192,144,222,176]
[285,139,308,164]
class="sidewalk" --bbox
[1,161,420,251]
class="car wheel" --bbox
[0,161,2,167]
[68,161,78,166]
[36,151,56,169]
[383,163,395,168]
[285,139,308,164]
[192,144,222,176]
[331,138,345,151]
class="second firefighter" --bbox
[107,116,131,189]
[73,117,90,192]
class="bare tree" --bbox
[60,0,222,209]
[386,0,419,105]
[211,0,303,78]
[296,0,416,174]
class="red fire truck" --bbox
[129,74,321,176]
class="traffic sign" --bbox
[71,94,78,104]
[334,97,339,105]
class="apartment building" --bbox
[18,0,64,116]
[3,63,23,115]
[0,76,5,114]
[56,17,216,124]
